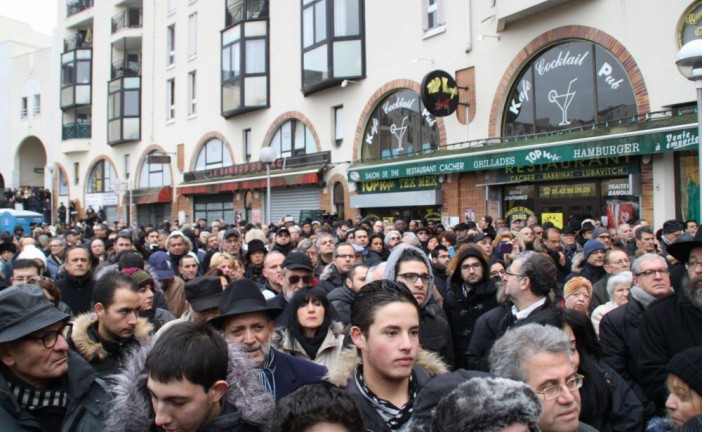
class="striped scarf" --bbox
[8,380,68,412]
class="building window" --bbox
[107,76,141,145]
[334,105,344,146]
[167,25,176,65]
[59,168,69,196]
[244,129,252,162]
[333,182,344,219]
[362,89,440,161]
[20,97,28,119]
[61,48,92,108]
[140,151,172,188]
[195,138,233,171]
[188,71,197,116]
[124,154,130,179]
[268,119,316,158]
[167,79,176,121]
[422,0,445,31]
[301,0,365,95]
[33,94,41,116]
[74,162,80,185]
[221,0,269,117]
[189,13,197,58]
[503,40,638,137]
[88,160,115,193]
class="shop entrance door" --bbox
[537,201,598,227]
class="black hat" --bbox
[282,252,314,272]
[185,276,224,312]
[276,227,290,236]
[667,229,702,263]
[209,278,283,328]
[578,221,595,235]
[0,285,69,343]
[416,227,431,235]
[224,228,240,239]
[245,240,267,259]
[0,242,17,254]
[475,232,493,243]
[663,219,685,234]
[455,223,470,232]
[562,221,579,235]
[667,346,702,397]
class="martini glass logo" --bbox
[548,78,578,126]
[390,116,409,150]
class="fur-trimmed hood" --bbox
[71,312,153,363]
[326,347,449,387]
[105,338,275,432]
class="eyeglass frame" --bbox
[397,273,433,284]
[534,373,585,400]
[634,268,670,278]
[686,260,702,270]
[21,323,72,349]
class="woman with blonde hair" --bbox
[209,252,244,281]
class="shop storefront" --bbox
[351,175,443,222]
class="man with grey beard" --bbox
[640,231,702,415]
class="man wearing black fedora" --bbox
[0,284,111,429]
[640,230,702,414]
[211,278,326,401]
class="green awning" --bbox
[348,123,698,182]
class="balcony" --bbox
[111,58,141,79]
[112,9,142,33]
[63,33,92,52]
[66,0,93,17]
[62,121,92,140]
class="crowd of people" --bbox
[0,211,701,431]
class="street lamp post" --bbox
[259,146,277,226]
[677,39,702,223]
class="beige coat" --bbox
[272,322,346,369]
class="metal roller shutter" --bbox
[193,194,235,225]
[269,187,320,224]
[137,204,172,226]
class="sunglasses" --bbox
[288,275,313,285]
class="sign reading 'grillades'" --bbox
[347,126,698,182]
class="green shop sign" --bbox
[358,175,440,194]
[347,125,698,182]
[496,156,640,183]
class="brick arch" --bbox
[326,173,349,214]
[260,111,322,156]
[488,25,650,137]
[135,144,174,189]
[83,156,119,197]
[352,79,448,162]
[189,131,236,172]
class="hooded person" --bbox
[384,243,454,367]
[443,246,500,370]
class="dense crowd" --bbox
[0,211,701,431]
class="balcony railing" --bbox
[66,0,94,18]
[111,58,141,79]
[63,33,92,52]
[112,9,143,33]
[62,121,92,140]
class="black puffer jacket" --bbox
[443,247,498,370]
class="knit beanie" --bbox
[431,377,541,432]
[582,239,606,260]
[592,227,608,238]
[564,276,593,299]
[122,267,153,288]
[667,346,702,397]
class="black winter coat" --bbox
[465,304,508,371]
[443,278,498,370]
[599,299,654,417]
[640,292,702,413]
[420,300,454,367]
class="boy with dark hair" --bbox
[327,279,448,432]
[107,321,273,431]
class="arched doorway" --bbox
[16,136,47,187]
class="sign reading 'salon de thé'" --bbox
[420,70,459,117]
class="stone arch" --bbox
[83,156,119,196]
[135,144,174,189]
[261,111,323,156]
[352,79,447,162]
[15,136,47,187]
[190,131,235,172]
[488,25,650,137]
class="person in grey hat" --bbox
[0,284,111,430]
[659,219,685,258]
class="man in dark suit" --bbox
[210,278,326,401]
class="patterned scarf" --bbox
[8,378,68,412]
[257,348,277,398]
[354,362,418,430]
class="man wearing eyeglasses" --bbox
[589,249,631,311]
[443,246,499,369]
[640,230,702,415]
[0,284,110,430]
[600,253,672,419]
[267,252,315,325]
[490,324,597,432]
[384,244,454,367]
[317,243,355,293]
